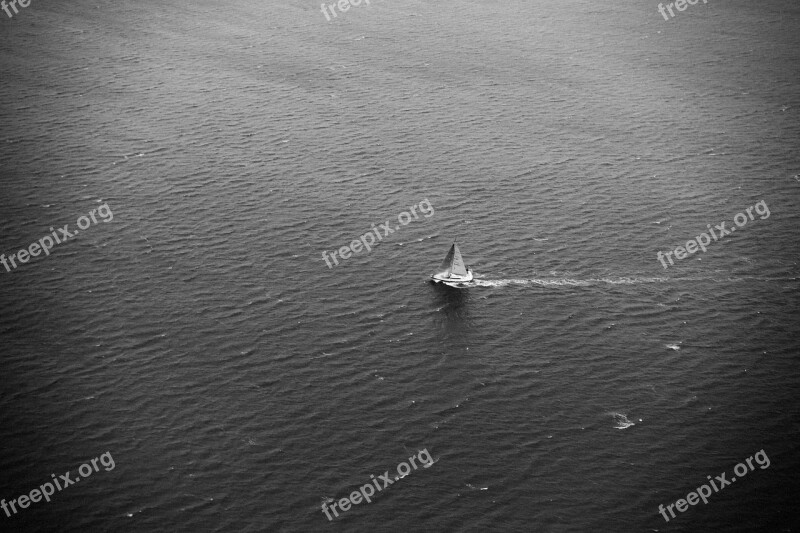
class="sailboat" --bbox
[431,240,474,286]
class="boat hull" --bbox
[430,269,474,286]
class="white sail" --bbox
[437,243,468,277]
[449,243,468,276]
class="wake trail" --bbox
[471,276,799,288]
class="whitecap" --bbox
[609,412,635,429]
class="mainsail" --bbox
[438,243,468,277]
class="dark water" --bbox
[1,0,799,531]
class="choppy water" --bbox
[1,0,799,531]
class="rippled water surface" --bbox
[1,1,799,531]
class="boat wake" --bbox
[470,277,669,288]
[469,275,799,288]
